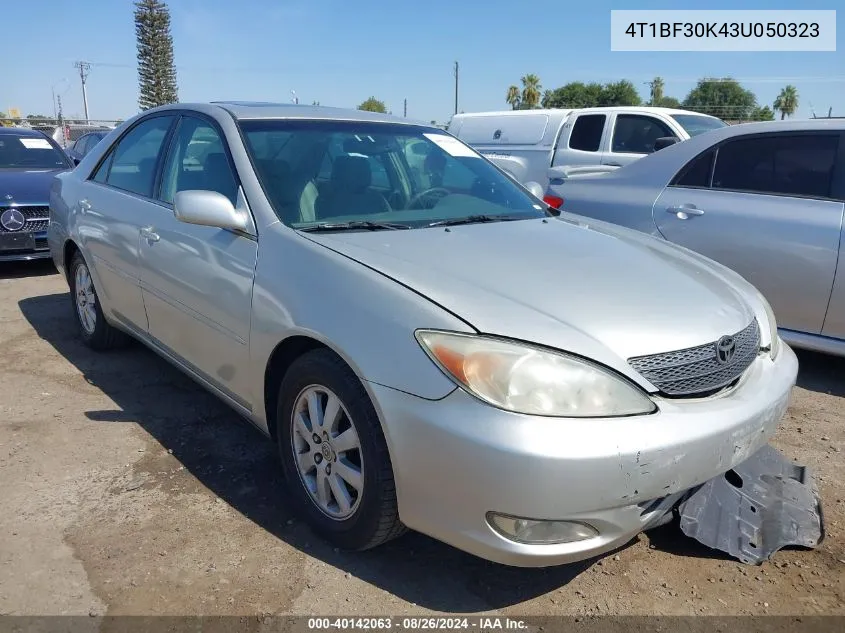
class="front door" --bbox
[654,131,843,335]
[138,114,259,407]
[601,113,675,168]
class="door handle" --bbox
[78,199,91,211]
[140,226,160,243]
[605,162,622,167]
[666,205,705,219]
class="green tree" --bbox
[357,97,387,113]
[648,76,665,105]
[542,82,603,109]
[134,0,178,110]
[773,85,799,120]
[656,96,681,108]
[520,74,542,109]
[599,80,642,106]
[506,85,521,110]
[682,78,757,120]
[751,105,775,121]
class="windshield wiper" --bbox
[426,214,527,228]
[299,221,411,232]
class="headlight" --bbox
[755,291,780,359]
[415,330,656,417]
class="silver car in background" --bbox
[48,102,802,567]
[545,120,845,357]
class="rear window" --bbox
[568,114,606,152]
[670,114,727,137]
[453,114,550,145]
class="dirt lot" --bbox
[0,260,843,618]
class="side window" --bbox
[91,150,114,183]
[104,116,174,197]
[671,150,716,188]
[611,115,674,154]
[712,134,839,198]
[568,115,605,152]
[160,116,239,205]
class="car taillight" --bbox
[543,195,563,209]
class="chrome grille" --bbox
[628,320,760,397]
[0,206,50,233]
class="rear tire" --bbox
[69,252,128,351]
[277,348,406,550]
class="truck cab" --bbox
[447,106,726,189]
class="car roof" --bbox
[0,127,49,137]
[450,106,723,120]
[141,101,431,127]
[581,118,845,184]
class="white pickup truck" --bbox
[447,106,726,192]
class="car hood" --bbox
[302,217,756,387]
[0,168,66,204]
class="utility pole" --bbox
[403,98,407,117]
[74,61,91,122]
[453,61,459,115]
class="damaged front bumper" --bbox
[675,444,825,565]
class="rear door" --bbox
[551,112,608,170]
[602,113,675,167]
[77,114,177,332]
[654,131,844,336]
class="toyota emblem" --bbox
[493,129,502,139]
[715,335,737,365]
[0,208,26,232]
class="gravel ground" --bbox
[0,260,842,618]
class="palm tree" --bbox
[505,85,521,110]
[521,74,542,109]
[649,76,665,105]
[773,85,799,120]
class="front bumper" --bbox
[0,231,51,262]
[369,343,798,567]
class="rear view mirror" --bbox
[654,136,680,151]
[173,190,248,232]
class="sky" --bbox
[5,0,843,124]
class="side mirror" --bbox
[524,181,545,200]
[173,190,248,232]
[72,156,81,166]
[653,136,680,152]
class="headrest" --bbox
[331,155,371,191]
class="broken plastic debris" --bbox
[677,444,824,565]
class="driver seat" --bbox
[314,155,390,219]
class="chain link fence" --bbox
[0,118,124,149]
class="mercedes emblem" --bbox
[0,208,26,232]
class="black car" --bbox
[66,130,110,163]
[0,127,74,262]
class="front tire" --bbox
[277,349,406,550]
[69,252,128,351]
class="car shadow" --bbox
[794,348,845,398]
[0,259,57,280]
[19,291,609,611]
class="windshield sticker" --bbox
[19,138,53,150]
[423,133,480,158]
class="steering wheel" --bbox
[407,187,451,210]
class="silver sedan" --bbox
[545,119,845,357]
[49,103,801,567]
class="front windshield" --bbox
[0,133,69,169]
[239,120,548,229]
[670,114,727,137]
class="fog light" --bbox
[487,512,598,545]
